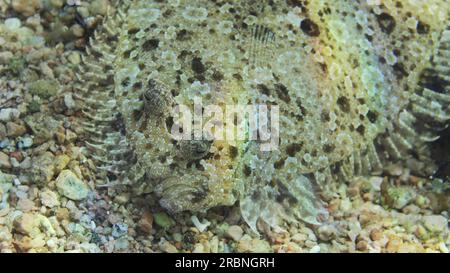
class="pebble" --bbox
[32,152,55,182]
[160,241,178,253]
[291,233,308,243]
[28,79,60,99]
[13,212,55,238]
[6,122,27,137]
[112,223,128,238]
[236,238,272,253]
[55,170,89,201]
[0,152,11,169]
[438,242,449,253]
[382,182,415,210]
[340,198,352,212]
[64,94,76,110]
[0,52,13,64]
[386,236,402,253]
[17,198,35,212]
[173,233,183,242]
[191,215,210,232]
[39,190,60,208]
[316,225,337,241]
[70,24,85,38]
[45,237,57,249]
[0,139,9,150]
[0,108,20,122]
[356,240,369,251]
[137,211,153,234]
[56,208,70,221]
[154,212,175,229]
[54,155,70,173]
[114,237,129,251]
[113,193,130,204]
[226,225,244,241]
[88,0,110,16]
[67,52,81,65]
[25,113,61,144]
[0,125,7,139]
[370,228,383,241]
[210,236,219,253]
[16,137,33,149]
[397,243,424,253]
[11,0,43,17]
[4,17,21,30]
[422,215,447,233]
[192,243,205,253]
[309,245,321,253]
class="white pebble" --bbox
[4,18,21,30]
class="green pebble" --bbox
[28,79,60,99]
[8,57,25,75]
[154,212,175,229]
[28,100,41,113]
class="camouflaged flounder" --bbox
[76,0,450,231]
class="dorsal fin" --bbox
[73,1,143,185]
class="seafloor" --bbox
[0,0,448,253]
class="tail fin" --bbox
[247,24,276,68]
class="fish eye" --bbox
[142,80,172,117]
[178,140,212,161]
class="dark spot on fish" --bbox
[243,164,252,176]
[393,63,408,79]
[274,158,285,169]
[229,146,238,159]
[286,0,305,8]
[133,82,142,91]
[195,74,206,82]
[123,49,132,58]
[286,143,302,157]
[121,77,130,87]
[176,29,190,41]
[321,111,331,122]
[112,113,126,136]
[191,57,206,74]
[323,144,335,153]
[356,125,365,135]
[275,83,291,103]
[337,96,350,113]
[212,70,224,81]
[295,99,308,117]
[233,73,243,81]
[416,21,430,34]
[142,39,159,51]
[300,19,320,37]
[377,13,396,34]
[128,28,140,35]
[257,84,271,96]
[192,188,208,203]
[99,74,114,87]
[367,110,378,123]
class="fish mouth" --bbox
[155,175,238,212]
[155,176,210,213]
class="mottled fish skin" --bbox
[78,0,450,231]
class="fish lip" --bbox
[155,176,207,213]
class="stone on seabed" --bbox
[55,170,89,201]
